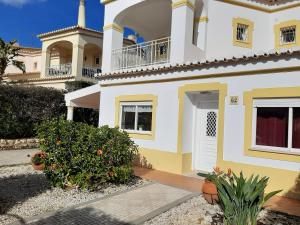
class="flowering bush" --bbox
[36,118,138,190]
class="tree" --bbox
[0,38,26,82]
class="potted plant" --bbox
[31,151,46,171]
[198,167,231,204]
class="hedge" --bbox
[0,82,99,139]
[37,118,138,189]
[0,84,66,139]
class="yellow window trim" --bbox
[244,86,300,163]
[274,20,300,49]
[232,18,254,49]
[115,94,157,140]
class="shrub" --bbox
[36,118,138,190]
[214,172,281,225]
[0,84,66,139]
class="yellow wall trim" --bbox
[103,23,123,33]
[115,94,157,140]
[232,18,254,49]
[100,66,300,88]
[101,0,116,5]
[137,148,192,174]
[220,160,299,199]
[243,87,300,163]
[172,0,195,10]
[194,16,209,23]
[218,0,300,13]
[274,20,300,49]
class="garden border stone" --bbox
[0,138,39,151]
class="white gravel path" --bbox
[144,196,300,225]
[0,165,148,225]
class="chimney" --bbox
[78,0,86,28]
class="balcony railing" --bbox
[112,37,171,71]
[82,67,102,78]
[47,64,72,76]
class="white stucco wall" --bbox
[99,55,300,172]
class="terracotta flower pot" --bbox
[31,151,46,171]
[202,180,219,204]
[32,163,45,171]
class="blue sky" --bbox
[0,0,105,48]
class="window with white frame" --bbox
[280,26,296,45]
[252,98,300,153]
[236,24,249,42]
[120,102,153,133]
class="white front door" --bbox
[193,101,218,172]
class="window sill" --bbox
[250,146,300,156]
[123,130,154,140]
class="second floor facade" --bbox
[101,0,300,73]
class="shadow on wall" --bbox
[15,207,130,225]
[286,173,300,200]
[133,153,153,169]
[0,173,51,215]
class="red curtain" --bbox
[256,108,288,148]
[293,108,300,148]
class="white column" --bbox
[194,0,209,51]
[72,44,84,79]
[67,106,74,121]
[40,45,50,78]
[170,0,196,64]
[101,23,124,73]
[78,0,86,28]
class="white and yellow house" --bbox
[66,0,300,199]
[4,0,134,89]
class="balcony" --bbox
[47,64,72,76]
[112,37,170,71]
[82,67,102,78]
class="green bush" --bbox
[36,118,138,190]
[214,172,281,225]
[0,84,66,139]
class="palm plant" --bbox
[215,172,281,225]
[0,38,25,82]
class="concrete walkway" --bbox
[0,149,38,167]
[13,183,198,225]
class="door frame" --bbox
[177,82,227,174]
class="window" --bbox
[236,24,249,42]
[252,98,300,153]
[274,20,300,49]
[232,18,254,48]
[34,62,38,70]
[280,26,296,45]
[120,102,153,133]
[94,57,100,65]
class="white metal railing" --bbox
[47,63,72,76]
[82,67,102,78]
[112,37,171,71]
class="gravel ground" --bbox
[0,165,148,225]
[144,196,300,225]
